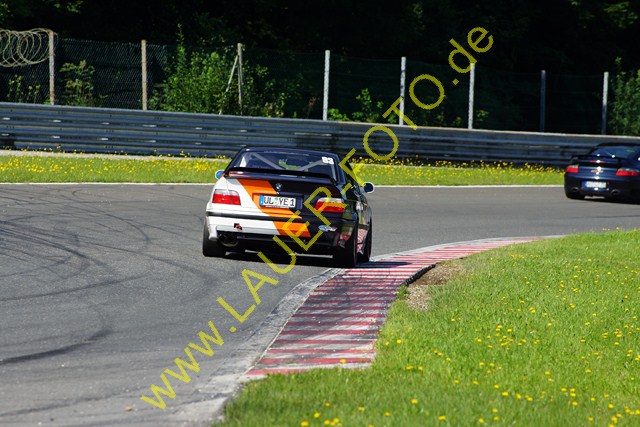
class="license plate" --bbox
[259,195,296,208]
[583,181,607,189]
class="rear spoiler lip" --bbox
[571,155,626,167]
[225,166,339,186]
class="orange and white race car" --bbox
[203,147,374,267]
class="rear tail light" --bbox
[212,189,241,205]
[565,165,579,173]
[314,197,345,213]
[616,168,640,177]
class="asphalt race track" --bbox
[1,184,638,426]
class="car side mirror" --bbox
[215,170,224,180]
[363,182,375,193]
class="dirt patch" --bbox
[405,261,466,311]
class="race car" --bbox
[564,142,640,200]
[203,147,375,267]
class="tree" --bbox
[2,0,640,75]
[1,0,83,30]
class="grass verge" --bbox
[218,230,640,426]
[0,152,563,185]
[0,154,229,183]
[353,159,563,186]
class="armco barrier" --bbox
[2,102,640,166]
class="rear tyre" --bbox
[357,220,372,263]
[333,223,358,268]
[202,220,226,257]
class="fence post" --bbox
[48,30,55,105]
[141,40,147,110]
[323,50,330,121]
[219,55,239,115]
[399,56,406,125]
[540,70,546,132]
[467,63,475,129]
[601,71,609,135]
[237,43,244,115]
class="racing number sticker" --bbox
[322,156,334,164]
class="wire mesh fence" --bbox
[243,48,325,119]
[0,36,613,134]
[475,67,540,132]
[545,73,603,134]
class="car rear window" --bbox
[233,151,338,180]
[589,146,640,160]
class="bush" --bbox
[328,88,390,123]
[59,60,103,107]
[150,30,285,117]
[610,59,640,135]
[6,75,42,103]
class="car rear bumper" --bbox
[205,211,355,254]
[564,175,640,198]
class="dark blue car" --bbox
[564,143,640,200]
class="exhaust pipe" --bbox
[218,232,239,247]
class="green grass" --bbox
[0,154,229,183]
[353,160,563,186]
[218,230,640,426]
[0,152,564,185]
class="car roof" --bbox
[239,146,341,158]
[230,146,348,183]
[596,142,640,148]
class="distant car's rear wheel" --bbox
[357,220,372,263]
[333,223,358,268]
[202,220,226,257]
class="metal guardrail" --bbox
[2,102,640,166]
